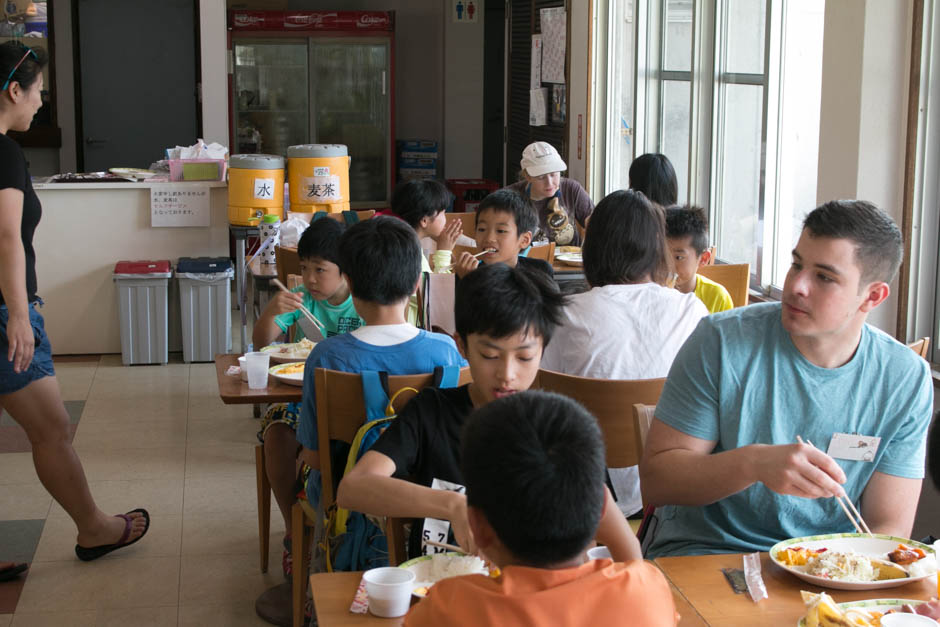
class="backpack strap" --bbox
[361,371,391,421]
[433,365,461,389]
[341,210,360,227]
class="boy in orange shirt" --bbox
[404,391,678,627]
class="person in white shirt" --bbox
[541,189,708,516]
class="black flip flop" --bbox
[0,562,28,582]
[74,508,150,562]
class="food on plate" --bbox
[799,551,908,582]
[800,592,940,627]
[888,544,927,566]
[556,245,581,254]
[779,546,828,566]
[276,363,304,375]
[262,338,315,360]
[425,553,487,582]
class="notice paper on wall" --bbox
[529,87,548,126]
[540,7,566,84]
[531,35,542,88]
[151,184,210,227]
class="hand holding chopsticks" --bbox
[440,248,496,273]
[796,436,873,535]
[272,279,327,334]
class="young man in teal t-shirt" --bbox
[252,218,363,578]
[641,200,932,557]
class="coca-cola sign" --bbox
[284,12,335,28]
[229,10,394,32]
[357,14,388,28]
[231,12,265,29]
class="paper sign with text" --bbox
[151,184,210,227]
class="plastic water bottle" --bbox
[259,214,280,265]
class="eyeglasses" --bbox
[1,46,38,92]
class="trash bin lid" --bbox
[287,144,348,159]
[176,257,233,273]
[230,154,285,170]
[114,260,172,275]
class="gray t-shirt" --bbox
[505,178,594,246]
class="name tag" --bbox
[827,433,881,462]
[421,478,466,555]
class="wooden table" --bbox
[655,552,939,626]
[214,353,303,404]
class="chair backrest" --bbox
[534,369,666,467]
[907,337,930,359]
[314,367,473,508]
[275,246,301,287]
[632,403,656,451]
[527,241,556,263]
[450,212,477,238]
[697,262,750,308]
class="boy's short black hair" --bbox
[337,216,422,305]
[802,200,903,284]
[665,205,709,255]
[454,263,566,346]
[297,217,345,265]
[582,189,668,287]
[461,391,606,567]
[629,153,678,207]
[475,189,538,236]
[390,179,455,230]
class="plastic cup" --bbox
[244,351,270,389]
[880,614,940,627]
[586,545,612,561]
[363,567,416,618]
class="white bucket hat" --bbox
[520,141,567,177]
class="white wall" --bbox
[816,0,912,334]
[442,0,484,178]
[200,0,228,146]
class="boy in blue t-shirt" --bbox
[297,216,467,473]
[253,218,363,578]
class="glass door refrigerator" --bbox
[228,11,395,208]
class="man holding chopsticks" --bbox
[640,200,932,557]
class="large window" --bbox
[593,0,825,292]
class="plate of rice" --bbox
[798,591,931,626]
[268,362,304,386]
[771,533,937,590]
[261,338,315,363]
[399,552,489,598]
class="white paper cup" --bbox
[237,355,248,382]
[363,567,416,618]
[587,545,612,560]
[244,352,270,389]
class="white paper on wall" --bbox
[531,35,542,89]
[529,88,548,126]
[540,7,566,84]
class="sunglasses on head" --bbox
[2,45,38,92]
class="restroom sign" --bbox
[453,0,477,22]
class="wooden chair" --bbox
[533,370,666,468]
[450,211,477,239]
[291,367,471,627]
[275,245,301,288]
[632,402,658,545]
[697,263,750,308]
[908,337,930,359]
[527,241,556,264]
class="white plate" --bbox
[797,598,926,626]
[771,533,936,591]
[260,342,314,363]
[555,252,583,266]
[109,167,157,179]
[268,362,304,386]
[398,553,488,598]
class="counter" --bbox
[32,181,230,355]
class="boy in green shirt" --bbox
[665,205,733,314]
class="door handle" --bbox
[85,137,109,145]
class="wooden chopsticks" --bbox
[422,539,464,553]
[797,435,873,535]
[271,279,327,334]
[439,248,496,272]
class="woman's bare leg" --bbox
[0,375,146,547]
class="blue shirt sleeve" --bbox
[875,356,933,478]
[297,343,327,451]
[654,317,723,442]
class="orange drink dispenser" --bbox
[287,144,350,214]
[227,154,285,226]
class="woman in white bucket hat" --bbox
[505,141,594,246]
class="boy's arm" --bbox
[594,486,641,561]
[252,290,305,348]
[338,451,473,551]
[860,472,921,538]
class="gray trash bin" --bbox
[113,260,172,365]
[177,257,234,363]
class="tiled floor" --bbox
[0,355,285,626]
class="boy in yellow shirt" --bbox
[665,205,733,313]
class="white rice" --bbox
[426,554,488,582]
[802,551,877,582]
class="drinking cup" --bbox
[244,351,270,389]
[363,567,416,618]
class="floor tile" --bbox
[79,396,189,424]
[0,425,78,454]
[52,355,100,364]
[14,557,180,612]
[0,613,11,626]
[188,394,254,420]
[76,448,186,482]
[183,476,258,516]
[0,578,26,614]
[0,454,41,486]
[178,601,273,626]
[96,606,179,627]
[0,521,44,564]
[72,415,188,451]
[181,508,283,557]
[54,367,97,402]
[46,478,183,521]
[10,610,96,627]
[0,485,51,520]
[178,553,281,606]
[33,515,182,563]
[185,445,256,478]
[186,417,259,449]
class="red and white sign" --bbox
[230,11,394,32]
